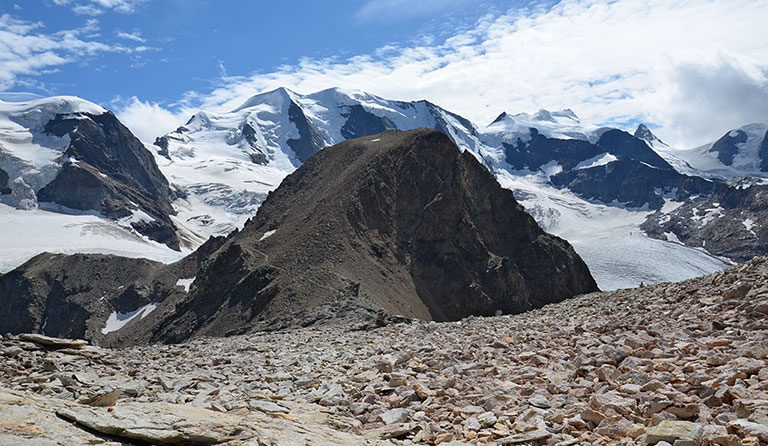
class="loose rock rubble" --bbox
[2,256,768,445]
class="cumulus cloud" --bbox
[112,96,189,142]
[0,14,146,90]
[122,0,768,147]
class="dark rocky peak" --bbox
[39,111,180,249]
[340,104,397,140]
[597,129,673,170]
[144,129,597,343]
[490,112,509,125]
[634,123,667,147]
[709,129,748,166]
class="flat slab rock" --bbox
[0,387,391,446]
[18,334,88,349]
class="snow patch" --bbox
[538,160,563,177]
[259,229,276,241]
[743,218,757,236]
[691,205,724,227]
[101,302,159,335]
[575,153,617,170]
[664,232,682,244]
[176,278,195,292]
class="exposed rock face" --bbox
[0,166,9,194]
[1,254,766,445]
[0,236,225,346]
[340,104,397,140]
[286,99,325,163]
[503,128,601,171]
[146,129,597,343]
[597,129,672,170]
[503,128,707,209]
[642,183,768,262]
[709,130,748,166]
[36,111,180,249]
[0,253,165,341]
[551,160,720,209]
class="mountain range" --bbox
[1,88,766,291]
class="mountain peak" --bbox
[634,123,666,146]
[233,87,297,112]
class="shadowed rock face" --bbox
[760,129,768,172]
[551,160,721,209]
[286,100,325,163]
[709,130,748,166]
[37,111,180,249]
[0,166,9,194]
[149,129,598,342]
[0,253,164,340]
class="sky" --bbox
[1,0,768,148]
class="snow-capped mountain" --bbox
[152,87,490,240]
[653,123,768,180]
[0,97,186,270]
[146,87,743,289]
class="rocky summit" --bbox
[1,254,767,445]
[147,128,597,342]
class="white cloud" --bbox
[123,0,768,148]
[112,96,189,142]
[0,14,147,90]
[53,0,148,15]
[116,30,145,42]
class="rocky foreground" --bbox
[2,257,768,445]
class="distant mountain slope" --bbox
[0,97,181,250]
[653,123,768,180]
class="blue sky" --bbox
[1,0,516,105]
[1,0,767,147]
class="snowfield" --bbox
[0,199,186,273]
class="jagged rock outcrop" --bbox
[147,129,597,343]
[642,183,768,262]
[37,111,180,249]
